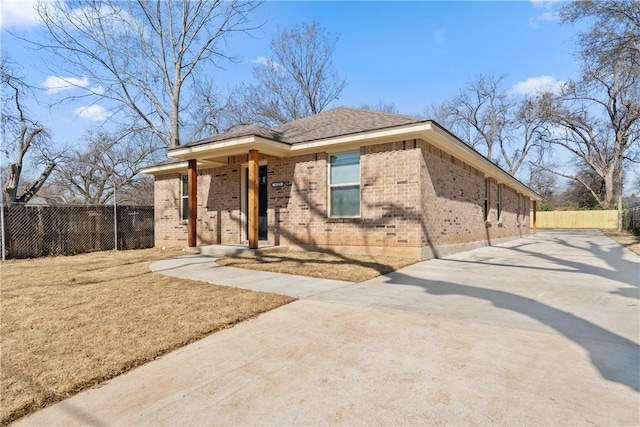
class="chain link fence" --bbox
[1,204,154,259]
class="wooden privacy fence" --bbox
[531,210,618,229]
[2,204,154,259]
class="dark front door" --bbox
[246,165,268,240]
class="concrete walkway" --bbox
[15,230,640,426]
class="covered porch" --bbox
[168,131,294,250]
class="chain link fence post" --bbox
[113,184,118,251]
[1,200,5,262]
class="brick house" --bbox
[142,107,541,260]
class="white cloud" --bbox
[538,11,559,22]
[528,0,562,29]
[0,0,40,29]
[74,105,108,121]
[69,4,145,38]
[530,0,563,8]
[251,56,283,71]
[42,76,91,94]
[511,75,565,95]
[90,86,105,95]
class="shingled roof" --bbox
[145,106,541,201]
[182,107,428,148]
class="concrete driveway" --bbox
[15,230,639,426]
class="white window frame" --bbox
[497,183,502,222]
[180,174,188,222]
[484,178,490,222]
[328,151,361,218]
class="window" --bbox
[181,174,189,221]
[497,184,502,222]
[484,178,489,221]
[329,152,360,217]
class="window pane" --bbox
[182,196,189,221]
[331,186,360,217]
[182,174,189,196]
[330,152,360,184]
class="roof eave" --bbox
[140,160,226,175]
[168,135,291,160]
[161,122,541,200]
[424,122,542,201]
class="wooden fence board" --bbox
[531,210,618,229]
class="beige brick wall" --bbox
[154,173,187,246]
[153,138,531,256]
[418,139,530,250]
[268,143,424,248]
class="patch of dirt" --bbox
[0,247,294,425]
[601,230,640,256]
[216,250,417,283]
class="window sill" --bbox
[327,217,361,223]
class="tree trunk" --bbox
[17,161,56,204]
[603,168,615,208]
[618,155,624,232]
[3,163,21,203]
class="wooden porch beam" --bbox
[248,149,259,249]
[188,159,197,247]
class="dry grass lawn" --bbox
[0,248,294,425]
[216,250,417,283]
[602,229,640,255]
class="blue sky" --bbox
[1,0,578,156]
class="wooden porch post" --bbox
[532,200,537,235]
[188,159,197,247]
[248,149,259,249]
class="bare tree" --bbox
[51,129,163,204]
[1,58,57,204]
[561,0,640,71]
[242,22,347,126]
[186,78,249,140]
[527,163,560,208]
[536,66,638,208]
[429,73,544,176]
[116,175,155,205]
[359,99,399,114]
[35,0,261,148]
[559,0,639,229]
[437,74,511,163]
[535,1,640,211]
[558,163,612,209]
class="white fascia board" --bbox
[168,136,291,159]
[140,160,220,175]
[140,161,189,175]
[169,135,256,158]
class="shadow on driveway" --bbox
[377,230,639,392]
